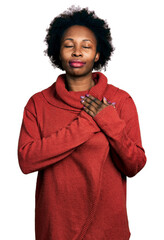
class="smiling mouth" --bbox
[69,61,86,68]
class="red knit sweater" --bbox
[18,72,146,240]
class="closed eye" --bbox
[64,46,73,48]
[64,46,91,49]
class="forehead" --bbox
[61,25,97,42]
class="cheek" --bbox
[87,55,97,65]
[60,48,69,61]
[87,50,98,61]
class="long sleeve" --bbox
[93,96,146,177]
[18,100,100,174]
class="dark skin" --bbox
[59,25,115,115]
[80,94,116,118]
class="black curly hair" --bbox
[44,6,115,71]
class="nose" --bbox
[71,46,82,57]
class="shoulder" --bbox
[106,83,130,99]
[105,83,132,110]
[24,82,56,113]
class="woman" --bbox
[18,6,147,240]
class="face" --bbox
[59,25,100,77]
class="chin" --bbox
[66,68,93,77]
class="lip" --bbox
[69,60,86,68]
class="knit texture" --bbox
[18,72,146,240]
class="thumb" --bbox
[103,96,109,105]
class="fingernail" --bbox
[112,102,116,105]
[80,96,85,99]
[103,96,107,101]
[85,94,89,97]
[108,100,111,104]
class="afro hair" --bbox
[44,5,115,71]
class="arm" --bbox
[93,96,147,177]
[18,100,100,174]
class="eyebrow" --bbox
[63,38,93,43]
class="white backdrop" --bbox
[1,0,164,239]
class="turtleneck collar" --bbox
[42,72,108,112]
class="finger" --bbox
[80,95,99,109]
[84,97,99,108]
[107,101,116,109]
[84,95,107,114]
[85,94,102,106]
[81,97,97,110]
[103,97,109,105]
[83,100,100,115]
[111,102,116,108]
[83,106,96,117]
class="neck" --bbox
[65,72,95,92]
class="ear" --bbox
[94,52,100,62]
